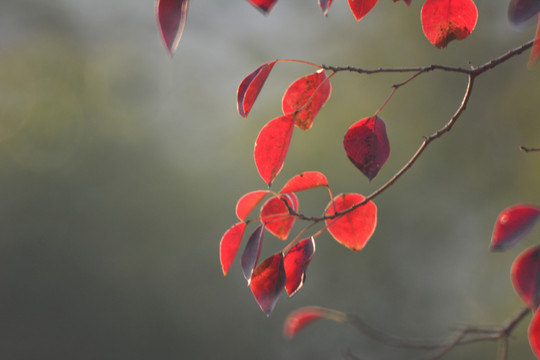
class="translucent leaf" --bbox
[508,0,540,26]
[236,190,270,221]
[319,0,334,15]
[283,306,347,339]
[281,69,331,131]
[156,0,189,55]
[237,61,277,118]
[512,246,540,309]
[324,193,377,251]
[254,115,295,186]
[220,222,247,276]
[421,0,478,49]
[347,0,378,22]
[284,237,315,296]
[529,309,540,358]
[529,15,540,68]
[241,225,265,282]
[490,204,540,251]
[246,0,278,14]
[260,194,298,240]
[344,116,390,182]
[250,253,286,316]
[279,171,329,194]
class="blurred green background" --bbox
[1,0,540,359]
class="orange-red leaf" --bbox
[283,306,347,339]
[348,0,378,21]
[512,246,540,310]
[324,193,377,251]
[279,171,329,194]
[236,190,270,221]
[241,225,265,282]
[529,308,540,358]
[260,194,298,240]
[490,204,540,251]
[237,61,277,118]
[156,0,189,55]
[284,237,315,296]
[344,116,390,182]
[421,0,478,49]
[247,0,278,14]
[220,222,247,276]
[281,69,331,131]
[254,115,295,187]
[508,0,540,26]
[529,15,540,68]
[250,253,286,316]
[319,0,334,15]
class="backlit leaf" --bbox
[348,0,378,21]
[344,116,390,182]
[260,194,298,240]
[237,61,277,118]
[220,222,247,276]
[283,306,347,339]
[529,15,540,68]
[156,0,189,55]
[236,190,270,221]
[529,309,540,358]
[512,246,540,309]
[508,0,540,26]
[284,237,315,296]
[490,204,540,251]
[421,0,478,49]
[281,69,331,131]
[324,193,377,251]
[247,0,278,14]
[250,253,286,316]
[254,115,295,186]
[279,171,329,194]
[319,0,334,15]
[241,225,265,282]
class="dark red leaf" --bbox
[260,194,298,240]
[284,237,315,296]
[281,70,331,131]
[324,193,377,251]
[237,61,277,118]
[283,306,347,339]
[508,0,540,26]
[279,171,329,194]
[529,15,540,68]
[512,246,540,309]
[319,0,334,15]
[393,0,412,5]
[347,0,378,21]
[421,0,478,48]
[344,116,390,182]
[490,204,540,251]
[250,253,286,316]
[246,0,278,14]
[156,0,189,55]
[220,222,247,276]
[236,190,270,221]
[241,225,265,282]
[529,308,540,358]
[254,115,295,186]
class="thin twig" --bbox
[521,146,540,152]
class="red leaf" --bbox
[508,0,540,26]
[319,0,334,15]
[156,0,189,55]
[529,15,540,68]
[490,204,540,251]
[279,171,329,194]
[344,116,390,182]
[324,193,377,251]
[236,190,270,221]
[260,194,298,240]
[220,222,247,276]
[246,0,278,14]
[283,306,347,339]
[529,309,540,358]
[347,0,378,21]
[512,246,540,309]
[250,253,286,316]
[241,225,265,282]
[281,70,332,131]
[254,115,295,186]
[284,237,315,296]
[421,0,478,49]
[393,0,412,5]
[237,61,277,118]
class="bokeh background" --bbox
[1,0,540,359]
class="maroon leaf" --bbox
[344,116,390,181]
[348,0,378,21]
[241,225,265,282]
[281,69,332,131]
[246,0,278,14]
[508,0,540,26]
[156,0,189,55]
[250,253,286,315]
[319,0,334,15]
[236,190,270,221]
[490,204,540,251]
[511,245,540,309]
[529,308,540,358]
[283,306,347,339]
[237,61,277,118]
[254,115,295,186]
[220,222,247,276]
[260,194,298,240]
[393,0,412,5]
[284,237,315,296]
[279,171,329,194]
